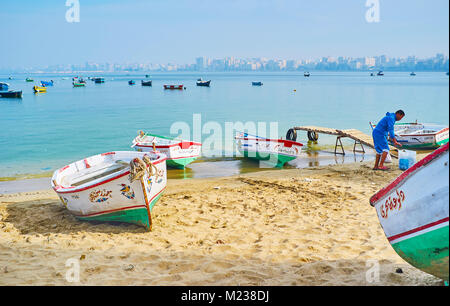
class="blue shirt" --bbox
[374,112,396,140]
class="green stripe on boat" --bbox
[166,157,199,169]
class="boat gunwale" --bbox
[52,152,167,194]
[235,137,304,148]
[369,143,449,206]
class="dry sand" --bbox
[0,160,443,286]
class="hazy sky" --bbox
[1,0,448,67]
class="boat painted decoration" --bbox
[132,132,202,169]
[235,132,303,168]
[371,122,449,150]
[51,151,167,230]
[164,85,184,90]
[370,143,449,281]
[33,86,47,93]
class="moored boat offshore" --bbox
[132,131,202,169]
[0,90,22,98]
[196,79,211,87]
[251,81,263,86]
[51,151,167,230]
[164,84,184,90]
[33,85,47,93]
[235,132,303,167]
[141,80,152,86]
[0,82,9,91]
[370,143,449,281]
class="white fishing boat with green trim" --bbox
[51,151,167,230]
[371,122,449,150]
[235,132,303,168]
[132,131,202,169]
[370,143,449,281]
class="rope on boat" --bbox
[129,155,159,183]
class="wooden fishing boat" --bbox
[196,79,211,87]
[164,84,184,90]
[132,131,202,169]
[235,132,303,167]
[128,80,135,85]
[40,80,54,87]
[0,82,9,91]
[0,90,22,98]
[25,77,34,82]
[410,72,416,76]
[251,81,263,86]
[370,143,449,280]
[141,80,152,86]
[73,82,85,87]
[304,72,310,77]
[371,122,449,150]
[33,86,47,93]
[377,71,384,76]
[51,151,167,230]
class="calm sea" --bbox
[0,72,448,179]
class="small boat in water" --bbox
[0,82,9,91]
[40,80,54,87]
[0,90,22,98]
[371,122,449,150]
[410,72,416,76]
[377,71,384,76]
[196,79,211,87]
[93,77,105,83]
[164,84,184,90]
[370,143,449,281]
[304,72,311,77]
[51,151,167,230]
[141,80,152,86]
[33,86,47,93]
[73,82,85,87]
[132,131,202,169]
[128,80,136,85]
[26,78,34,82]
[145,74,150,78]
[251,81,263,86]
[235,132,303,167]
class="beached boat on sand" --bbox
[235,132,303,167]
[51,151,167,230]
[371,122,449,150]
[132,132,202,169]
[370,143,449,280]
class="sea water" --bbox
[0,72,448,178]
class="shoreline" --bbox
[0,159,442,285]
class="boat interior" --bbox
[63,160,129,187]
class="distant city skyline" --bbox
[1,53,448,73]
[0,0,448,69]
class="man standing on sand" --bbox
[372,110,405,170]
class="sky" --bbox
[0,0,448,68]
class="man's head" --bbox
[395,110,405,121]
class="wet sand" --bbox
[0,158,442,286]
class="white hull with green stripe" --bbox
[370,143,449,280]
[132,132,202,169]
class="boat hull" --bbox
[33,86,46,93]
[236,137,302,168]
[135,141,202,169]
[0,91,22,98]
[52,151,167,230]
[370,144,449,280]
[164,85,183,90]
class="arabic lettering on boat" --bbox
[380,189,406,219]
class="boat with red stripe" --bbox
[370,143,449,280]
[51,151,167,230]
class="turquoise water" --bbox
[0,72,448,177]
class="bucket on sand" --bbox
[398,150,416,170]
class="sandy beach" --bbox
[0,160,443,286]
